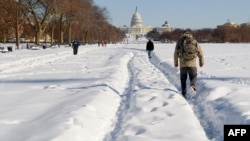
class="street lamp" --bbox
[15,0,19,49]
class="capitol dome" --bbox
[130,7,143,27]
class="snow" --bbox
[0,41,250,141]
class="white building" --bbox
[120,7,174,38]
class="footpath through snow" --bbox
[0,44,208,141]
[2,43,250,141]
[105,46,208,141]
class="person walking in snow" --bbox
[174,30,204,99]
[72,39,80,55]
[146,39,154,58]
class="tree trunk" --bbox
[68,23,72,44]
[51,29,54,44]
[60,30,64,44]
[35,29,42,45]
[3,32,7,43]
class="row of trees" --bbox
[0,0,125,48]
[150,25,250,43]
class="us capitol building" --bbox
[119,7,174,38]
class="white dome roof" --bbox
[131,7,143,27]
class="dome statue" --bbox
[131,7,143,27]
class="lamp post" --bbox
[15,0,19,49]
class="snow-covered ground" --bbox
[0,42,250,141]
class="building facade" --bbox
[120,7,174,38]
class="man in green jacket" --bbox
[174,30,204,98]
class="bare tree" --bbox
[20,0,54,44]
[0,0,126,46]
[0,0,14,43]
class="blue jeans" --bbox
[180,67,197,96]
[73,47,78,55]
[147,50,152,58]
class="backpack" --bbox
[178,36,198,60]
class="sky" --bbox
[0,41,250,141]
[93,0,250,29]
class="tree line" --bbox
[0,0,125,48]
[150,25,250,43]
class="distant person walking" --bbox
[174,30,204,99]
[72,39,80,55]
[146,39,154,58]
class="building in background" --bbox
[217,19,240,28]
[120,7,174,38]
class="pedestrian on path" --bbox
[174,30,204,98]
[72,39,80,55]
[146,39,154,58]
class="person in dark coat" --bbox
[72,39,80,55]
[146,39,154,58]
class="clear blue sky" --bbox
[93,0,250,29]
